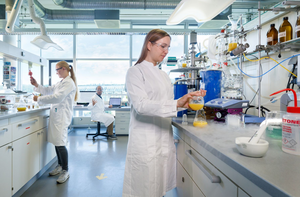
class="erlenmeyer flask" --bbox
[193,109,207,127]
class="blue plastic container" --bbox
[174,83,187,117]
[200,70,222,102]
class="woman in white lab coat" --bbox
[123,29,206,197]
[31,61,78,184]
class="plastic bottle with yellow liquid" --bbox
[279,17,293,42]
[267,24,278,45]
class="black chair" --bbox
[86,121,109,140]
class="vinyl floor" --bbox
[20,128,178,197]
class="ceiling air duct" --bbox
[94,10,120,29]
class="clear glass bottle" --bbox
[296,15,300,38]
[279,17,293,42]
[267,24,278,45]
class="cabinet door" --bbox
[0,144,12,197]
[176,160,205,197]
[39,128,56,170]
[12,132,39,195]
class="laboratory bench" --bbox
[71,106,130,135]
[0,107,56,197]
[172,118,299,197]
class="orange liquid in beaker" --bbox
[193,121,208,127]
[228,43,237,51]
[189,104,204,111]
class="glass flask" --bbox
[193,109,207,127]
[279,17,293,42]
[189,96,207,127]
[267,24,278,45]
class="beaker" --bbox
[265,111,286,140]
[193,109,207,127]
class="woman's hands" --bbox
[30,77,38,87]
[177,90,206,109]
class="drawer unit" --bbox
[73,117,92,125]
[0,124,11,147]
[115,123,129,135]
[12,117,40,141]
[115,111,130,119]
[115,118,130,125]
[176,160,205,197]
[186,145,238,197]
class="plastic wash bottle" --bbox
[271,88,300,155]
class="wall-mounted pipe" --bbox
[5,0,23,33]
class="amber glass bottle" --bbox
[296,15,300,38]
[279,17,293,42]
[267,24,278,45]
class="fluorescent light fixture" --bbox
[31,35,63,51]
[166,0,236,25]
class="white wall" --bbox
[228,12,299,115]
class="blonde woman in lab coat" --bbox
[30,61,78,184]
[123,29,206,197]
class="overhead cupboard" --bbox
[0,108,56,197]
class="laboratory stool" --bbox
[86,121,109,140]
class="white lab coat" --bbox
[87,94,114,127]
[123,60,178,197]
[35,76,76,146]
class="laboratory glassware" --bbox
[279,17,293,42]
[189,96,207,127]
[267,24,278,45]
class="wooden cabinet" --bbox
[115,111,130,135]
[0,144,13,197]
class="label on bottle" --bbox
[278,31,286,38]
[267,37,273,42]
[282,118,300,155]
[296,25,300,32]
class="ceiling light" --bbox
[166,0,236,25]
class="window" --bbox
[76,60,129,102]
[132,35,146,59]
[77,35,130,58]
[42,35,73,59]
[21,63,40,93]
[21,35,41,56]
